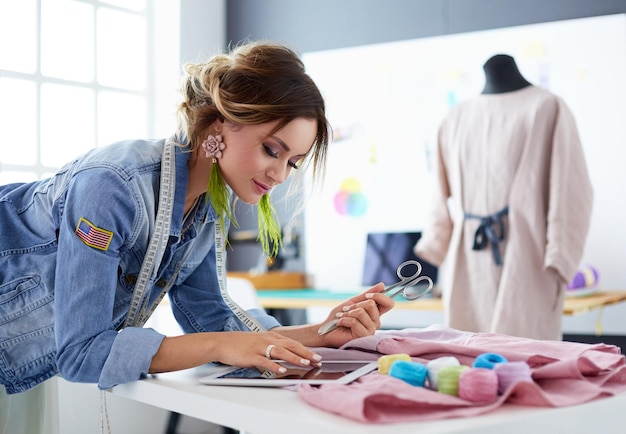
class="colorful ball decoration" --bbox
[333,177,367,217]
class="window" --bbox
[0,0,180,184]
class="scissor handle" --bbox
[382,260,434,300]
[401,275,434,300]
[396,260,422,280]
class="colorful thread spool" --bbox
[377,353,411,375]
[388,361,428,387]
[427,356,460,390]
[473,352,508,369]
[437,365,470,396]
[494,361,532,394]
[458,368,499,403]
[567,265,599,290]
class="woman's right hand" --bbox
[149,330,321,375]
[211,331,322,374]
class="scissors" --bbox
[318,260,434,336]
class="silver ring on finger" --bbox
[265,344,276,359]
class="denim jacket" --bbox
[0,138,279,394]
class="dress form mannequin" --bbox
[416,52,593,342]
[481,54,531,94]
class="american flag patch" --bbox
[75,217,114,251]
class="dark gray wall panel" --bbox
[227,0,626,53]
[227,0,447,52]
[447,0,626,34]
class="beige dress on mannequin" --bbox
[415,85,593,340]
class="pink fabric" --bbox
[298,326,626,423]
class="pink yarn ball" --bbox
[458,368,499,403]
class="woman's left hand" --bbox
[317,283,394,347]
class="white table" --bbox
[108,365,626,434]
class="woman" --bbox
[0,41,394,398]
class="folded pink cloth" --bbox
[298,325,626,423]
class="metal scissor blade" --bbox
[317,318,339,336]
[381,280,406,298]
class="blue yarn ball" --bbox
[389,360,428,387]
[473,352,508,369]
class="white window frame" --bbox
[0,0,179,182]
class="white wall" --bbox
[179,0,226,63]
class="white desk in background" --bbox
[108,364,626,434]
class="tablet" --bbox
[198,360,378,387]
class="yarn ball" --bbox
[473,352,508,369]
[458,368,499,403]
[494,361,533,394]
[427,356,460,389]
[389,361,428,387]
[377,353,411,375]
[437,365,470,396]
[567,265,600,290]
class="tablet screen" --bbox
[199,360,377,387]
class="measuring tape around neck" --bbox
[122,140,175,328]
[215,218,274,379]
[122,139,265,334]
[215,219,266,332]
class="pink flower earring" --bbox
[201,133,225,163]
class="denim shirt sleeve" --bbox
[54,167,164,390]
[99,327,164,390]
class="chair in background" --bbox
[225,277,264,311]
